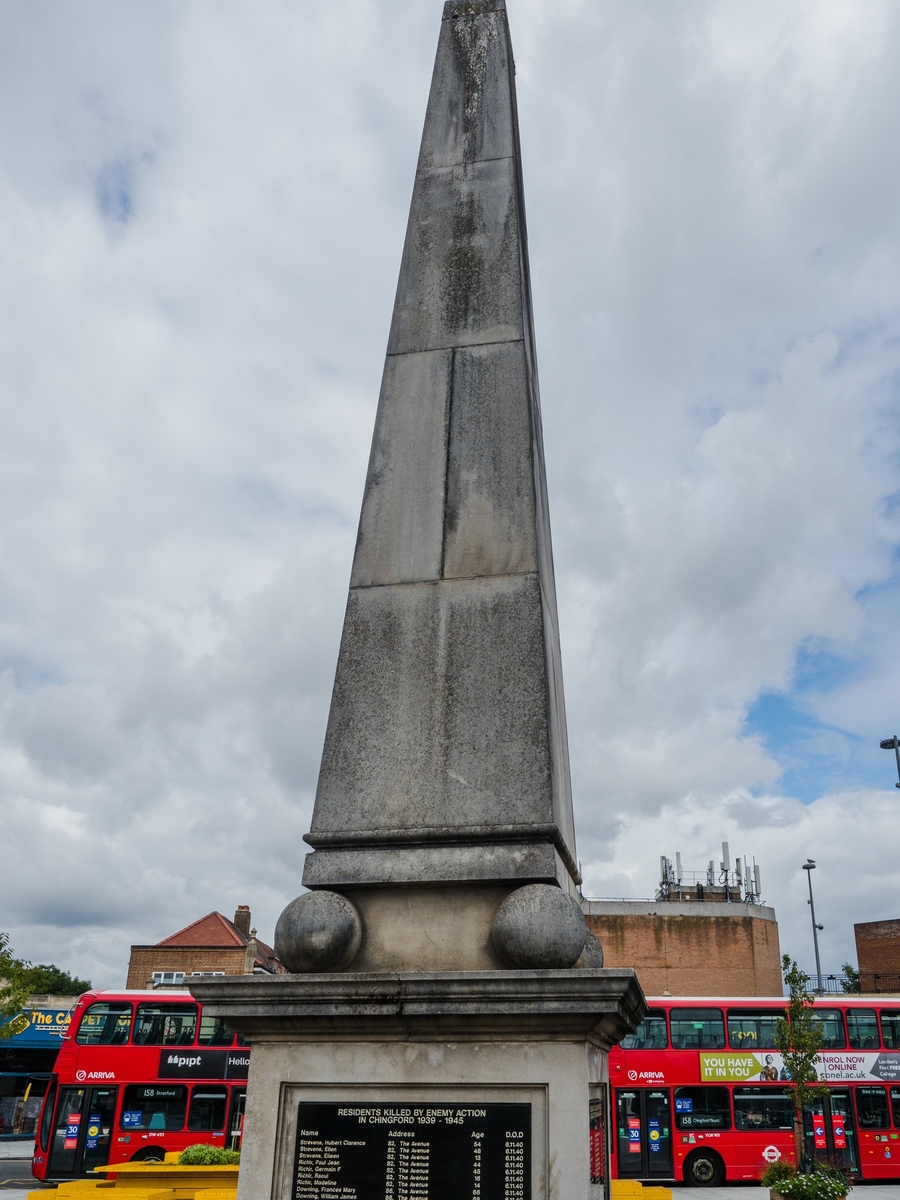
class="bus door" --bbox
[228,1087,246,1152]
[48,1085,118,1177]
[805,1090,859,1175]
[616,1089,673,1178]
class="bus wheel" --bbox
[684,1149,725,1186]
[130,1148,165,1163]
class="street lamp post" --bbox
[880,736,900,788]
[802,859,824,994]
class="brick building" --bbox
[125,906,286,989]
[584,898,782,996]
[854,918,900,993]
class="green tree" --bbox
[17,964,91,996]
[839,963,860,995]
[0,933,91,1039]
[0,933,32,1040]
[774,955,830,1170]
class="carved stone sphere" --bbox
[275,890,363,973]
[577,928,605,968]
[491,883,586,969]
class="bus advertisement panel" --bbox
[609,996,900,1186]
[30,991,249,1183]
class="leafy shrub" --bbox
[178,1145,240,1166]
[761,1161,796,1191]
[761,1161,849,1200]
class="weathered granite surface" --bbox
[303,0,578,897]
[192,968,646,1048]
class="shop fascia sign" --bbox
[0,1007,73,1044]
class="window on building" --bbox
[856,1087,890,1129]
[132,1004,198,1046]
[811,1009,845,1049]
[120,1085,187,1131]
[847,1009,879,1049]
[75,1002,132,1045]
[670,1009,725,1049]
[621,1010,667,1050]
[188,1087,228,1131]
[198,1015,234,1046]
[881,1011,900,1050]
[732,1088,793,1131]
[673,1087,731,1130]
[727,1011,785,1050]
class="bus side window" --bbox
[670,1009,725,1050]
[120,1085,187,1130]
[621,1010,667,1050]
[727,1011,785,1050]
[856,1087,889,1129]
[673,1087,731,1130]
[811,1009,845,1050]
[733,1088,793,1131]
[198,1016,234,1046]
[133,1005,198,1046]
[75,1003,132,1046]
[188,1087,228,1131]
[890,1088,900,1127]
[847,1009,879,1049]
[881,1011,900,1050]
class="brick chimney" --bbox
[233,905,251,939]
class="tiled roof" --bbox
[152,910,285,973]
[157,911,247,948]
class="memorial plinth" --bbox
[193,971,644,1200]
[194,1,644,1196]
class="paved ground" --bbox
[0,1161,37,1191]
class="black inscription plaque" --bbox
[293,1102,531,1200]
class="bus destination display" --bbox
[293,1102,531,1200]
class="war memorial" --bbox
[194,2,646,1196]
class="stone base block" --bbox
[192,968,645,1200]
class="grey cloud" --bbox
[0,0,898,985]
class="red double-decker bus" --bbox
[31,990,249,1183]
[610,995,900,1187]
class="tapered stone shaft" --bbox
[302,0,579,897]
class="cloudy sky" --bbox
[1,0,899,990]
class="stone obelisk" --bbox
[194,4,644,1197]
[278,0,582,975]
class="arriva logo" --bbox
[86,1071,115,1080]
[167,1055,201,1069]
[75,1070,87,1081]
